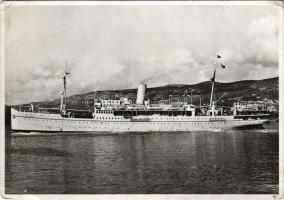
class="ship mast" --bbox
[209,55,226,112]
[60,60,70,114]
[209,69,216,108]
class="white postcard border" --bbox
[0,1,283,200]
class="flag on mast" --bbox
[217,54,226,68]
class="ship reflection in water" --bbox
[5,123,278,194]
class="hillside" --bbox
[17,77,279,110]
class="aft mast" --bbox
[209,69,216,108]
[208,55,226,116]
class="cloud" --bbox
[101,48,212,90]
[213,15,279,83]
[237,15,278,67]
[4,6,280,105]
[5,59,65,104]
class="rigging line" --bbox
[65,58,68,73]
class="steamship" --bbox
[11,63,269,133]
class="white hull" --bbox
[11,108,268,133]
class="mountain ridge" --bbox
[13,76,278,110]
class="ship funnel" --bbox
[136,83,147,105]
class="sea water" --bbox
[5,123,279,194]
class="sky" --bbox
[5,3,281,105]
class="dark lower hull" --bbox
[233,123,265,130]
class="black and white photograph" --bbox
[2,1,282,197]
